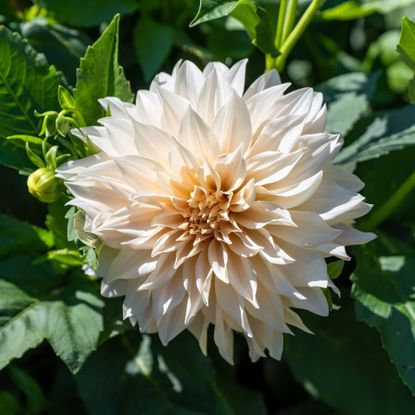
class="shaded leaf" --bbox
[20,18,90,85]
[133,17,174,81]
[37,0,139,27]
[285,301,415,415]
[75,332,233,415]
[0,141,32,171]
[8,366,45,414]
[352,243,415,395]
[316,72,371,137]
[0,212,53,259]
[336,105,415,164]
[0,391,22,415]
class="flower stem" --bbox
[265,0,325,72]
[275,0,287,49]
[360,170,415,230]
[281,0,298,44]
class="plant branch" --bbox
[266,0,325,72]
[282,0,298,44]
[275,0,287,49]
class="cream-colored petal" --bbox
[197,67,232,125]
[214,149,247,191]
[212,91,252,154]
[226,59,248,96]
[178,108,220,163]
[174,60,205,106]
[243,69,281,100]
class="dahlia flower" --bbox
[57,60,374,363]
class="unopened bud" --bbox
[56,114,71,136]
[27,168,60,203]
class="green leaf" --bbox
[44,249,84,267]
[321,1,375,21]
[211,352,267,415]
[7,135,43,145]
[36,0,139,27]
[190,0,239,26]
[8,366,45,414]
[20,18,90,85]
[25,142,45,168]
[58,86,76,110]
[336,105,415,164]
[0,26,61,169]
[46,200,74,249]
[229,0,259,38]
[285,302,415,415]
[0,214,103,373]
[0,271,104,374]
[316,72,371,137]
[327,260,344,279]
[398,17,415,70]
[0,26,61,139]
[397,16,415,102]
[75,333,233,415]
[0,141,33,171]
[0,212,54,259]
[249,2,278,57]
[190,0,278,56]
[352,244,415,396]
[74,14,133,126]
[409,76,415,103]
[365,0,415,14]
[0,391,22,415]
[387,61,414,94]
[133,17,174,81]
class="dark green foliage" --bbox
[1,0,415,414]
[352,243,415,395]
[285,302,415,414]
[36,0,139,27]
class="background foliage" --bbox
[1,0,415,414]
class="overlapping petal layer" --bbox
[58,60,374,363]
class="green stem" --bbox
[281,0,298,44]
[275,0,287,49]
[271,0,325,71]
[360,170,415,230]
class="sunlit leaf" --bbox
[190,0,278,56]
[74,14,133,126]
[0,26,61,169]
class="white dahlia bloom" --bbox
[57,60,374,363]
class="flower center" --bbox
[185,185,232,237]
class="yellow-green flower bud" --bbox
[27,168,60,203]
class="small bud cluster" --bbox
[7,86,92,203]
